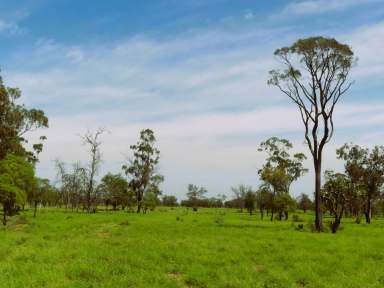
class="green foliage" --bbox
[0,74,48,163]
[230,184,252,210]
[268,37,356,232]
[186,184,207,200]
[184,184,208,210]
[55,161,87,209]
[321,171,349,233]
[297,193,313,213]
[258,137,306,221]
[337,144,384,223]
[142,191,160,212]
[0,154,36,224]
[98,173,130,210]
[122,129,163,213]
[161,195,178,207]
[0,154,35,203]
[244,190,256,215]
[258,137,307,194]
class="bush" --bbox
[214,214,225,226]
[295,224,304,231]
[176,216,183,222]
[291,214,304,222]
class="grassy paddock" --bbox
[0,207,383,288]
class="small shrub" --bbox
[176,216,183,222]
[13,215,28,225]
[16,237,27,245]
[214,214,225,226]
[295,224,304,231]
[292,214,304,222]
[119,220,129,226]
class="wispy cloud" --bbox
[0,19,21,34]
[346,21,384,78]
[280,0,382,16]
[4,12,384,197]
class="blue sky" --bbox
[1,0,384,199]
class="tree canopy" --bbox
[0,74,48,163]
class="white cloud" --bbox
[281,0,382,16]
[346,21,384,78]
[4,18,384,199]
[0,19,20,34]
[244,10,255,20]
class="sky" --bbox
[0,0,384,200]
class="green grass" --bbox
[0,208,383,288]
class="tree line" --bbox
[0,35,382,233]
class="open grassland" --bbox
[0,208,383,288]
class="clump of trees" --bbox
[297,193,313,213]
[181,185,226,209]
[0,155,36,225]
[52,128,165,214]
[0,73,48,224]
[258,137,307,221]
[321,171,349,233]
[161,195,178,207]
[182,184,207,211]
[228,185,252,211]
[336,144,384,224]
[98,173,132,211]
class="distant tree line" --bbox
[0,71,167,224]
[1,35,383,235]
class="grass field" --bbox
[0,208,383,288]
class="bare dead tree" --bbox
[268,37,355,231]
[81,128,105,213]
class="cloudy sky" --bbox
[0,0,384,199]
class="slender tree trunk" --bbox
[331,217,341,233]
[365,194,372,224]
[314,160,323,232]
[137,200,142,213]
[3,205,6,226]
[34,201,38,217]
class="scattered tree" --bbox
[268,37,355,231]
[322,171,349,233]
[98,173,129,211]
[297,193,313,213]
[162,195,178,207]
[30,178,51,217]
[81,128,105,213]
[231,184,251,212]
[258,137,307,221]
[0,155,36,225]
[122,129,163,213]
[0,74,48,163]
[244,190,256,215]
[185,184,208,211]
[337,144,384,223]
[255,184,273,220]
[142,191,160,213]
